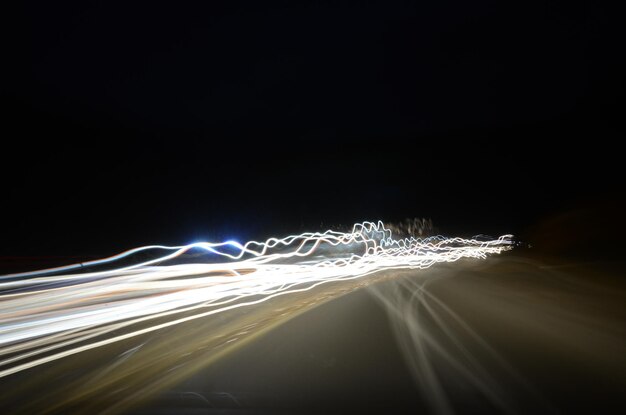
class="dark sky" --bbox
[3,1,624,257]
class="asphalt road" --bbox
[134,254,626,415]
[2,250,624,414]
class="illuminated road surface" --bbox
[1,223,625,414]
[136,257,626,415]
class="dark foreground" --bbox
[2,252,625,414]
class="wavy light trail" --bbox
[0,221,513,378]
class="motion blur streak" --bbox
[370,271,537,414]
[0,221,512,378]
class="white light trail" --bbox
[0,221,513,378]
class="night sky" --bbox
[4,1,624,259]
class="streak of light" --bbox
[0,221,513,378]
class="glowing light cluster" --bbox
[0,221,513,378]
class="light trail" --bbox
[0,221,513,378]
